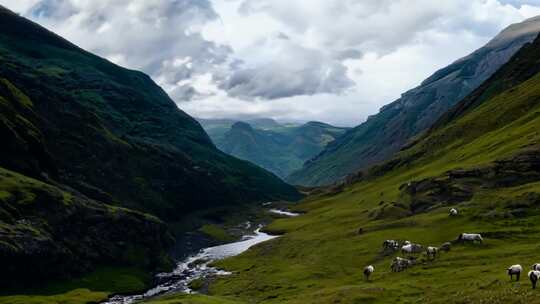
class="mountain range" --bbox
[287,16,540,186]
[0,5,299,287]
[199,118,348,178]
[2,3,540,304]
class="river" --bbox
[102,209,298,304]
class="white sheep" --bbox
[532,263,540,271]
[508,264,523,281]
[391,257,415,272]
[449,208,458,216]
[363,265,374,281]
[401,243,423,254]
[529,270,540,289]
[458,233,483,244]
[426,246,439,259]
[439,242,452,252]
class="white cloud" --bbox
[0,0,539,126]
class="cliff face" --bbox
[287,16,540,186]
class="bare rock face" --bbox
[288,16,540,187]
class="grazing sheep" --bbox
[401,243,423,254]
[529,270,540,289]
[449,208,458,216]
[439,242,452,252]
[508,265,523,281]
[532,263,540,271]
[363,265,374,281]
[382,240,399,251]
[402,240,411,246]
[458,233,483,244]
[426,246,439,259]
[391,257,415,272]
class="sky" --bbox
[1,0,540,126]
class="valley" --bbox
[1,3,540,304]
[198,118,348,179]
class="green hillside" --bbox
[160,33,540,303]
[287,16,540,187]
[0,7,299,221]
[200,119,348,178]
[0,4,299,297]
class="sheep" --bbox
[449,208,458,216]
[391,257,415,272]
[382,240,399,251]
[532,263,540,271]
[363,265,374,281]
[401,243,423,255]
[508,264,523,281]
[439,242,452,252]
[426,246,439,259]
[458,233,483,244]
[402,240,411,246]
[529,270,540,289]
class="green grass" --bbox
[145,294,245,304]
[158,71,540,303]
[0,266,152,304]
[199,224,236,243]
[0,289,108,304]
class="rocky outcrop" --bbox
[399,147,540,213]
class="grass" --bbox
[145,294,245,304]
[0,266,151,304]
[149,71,540,303]
[0,289,108,304]
[199,224,236,243]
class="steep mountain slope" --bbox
[0,6,299,220]
[288,16,540,186]
[200,119,348,178]
[173,30,540,304]
[0,5,298,290]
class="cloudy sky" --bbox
[2,0,540,126]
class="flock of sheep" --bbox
[362,208,540,290]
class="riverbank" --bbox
[0,202,297,304]
[103,204,302,303]
[103,226,279,304]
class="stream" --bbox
[102,209,298,304]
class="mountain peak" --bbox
[485,15,540,49]
[231,121,254,131]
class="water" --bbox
[102,226,278,304]
[269,209,300,217]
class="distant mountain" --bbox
[198,117,291,143]
[199,119,348,178]
[0,6,299,286]
[287,16,540,186]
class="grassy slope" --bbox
[286,18,540,187]
[0,165,172,303]
[0,267,151,304]
[161,39,540,303]
[0,6,299,222]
